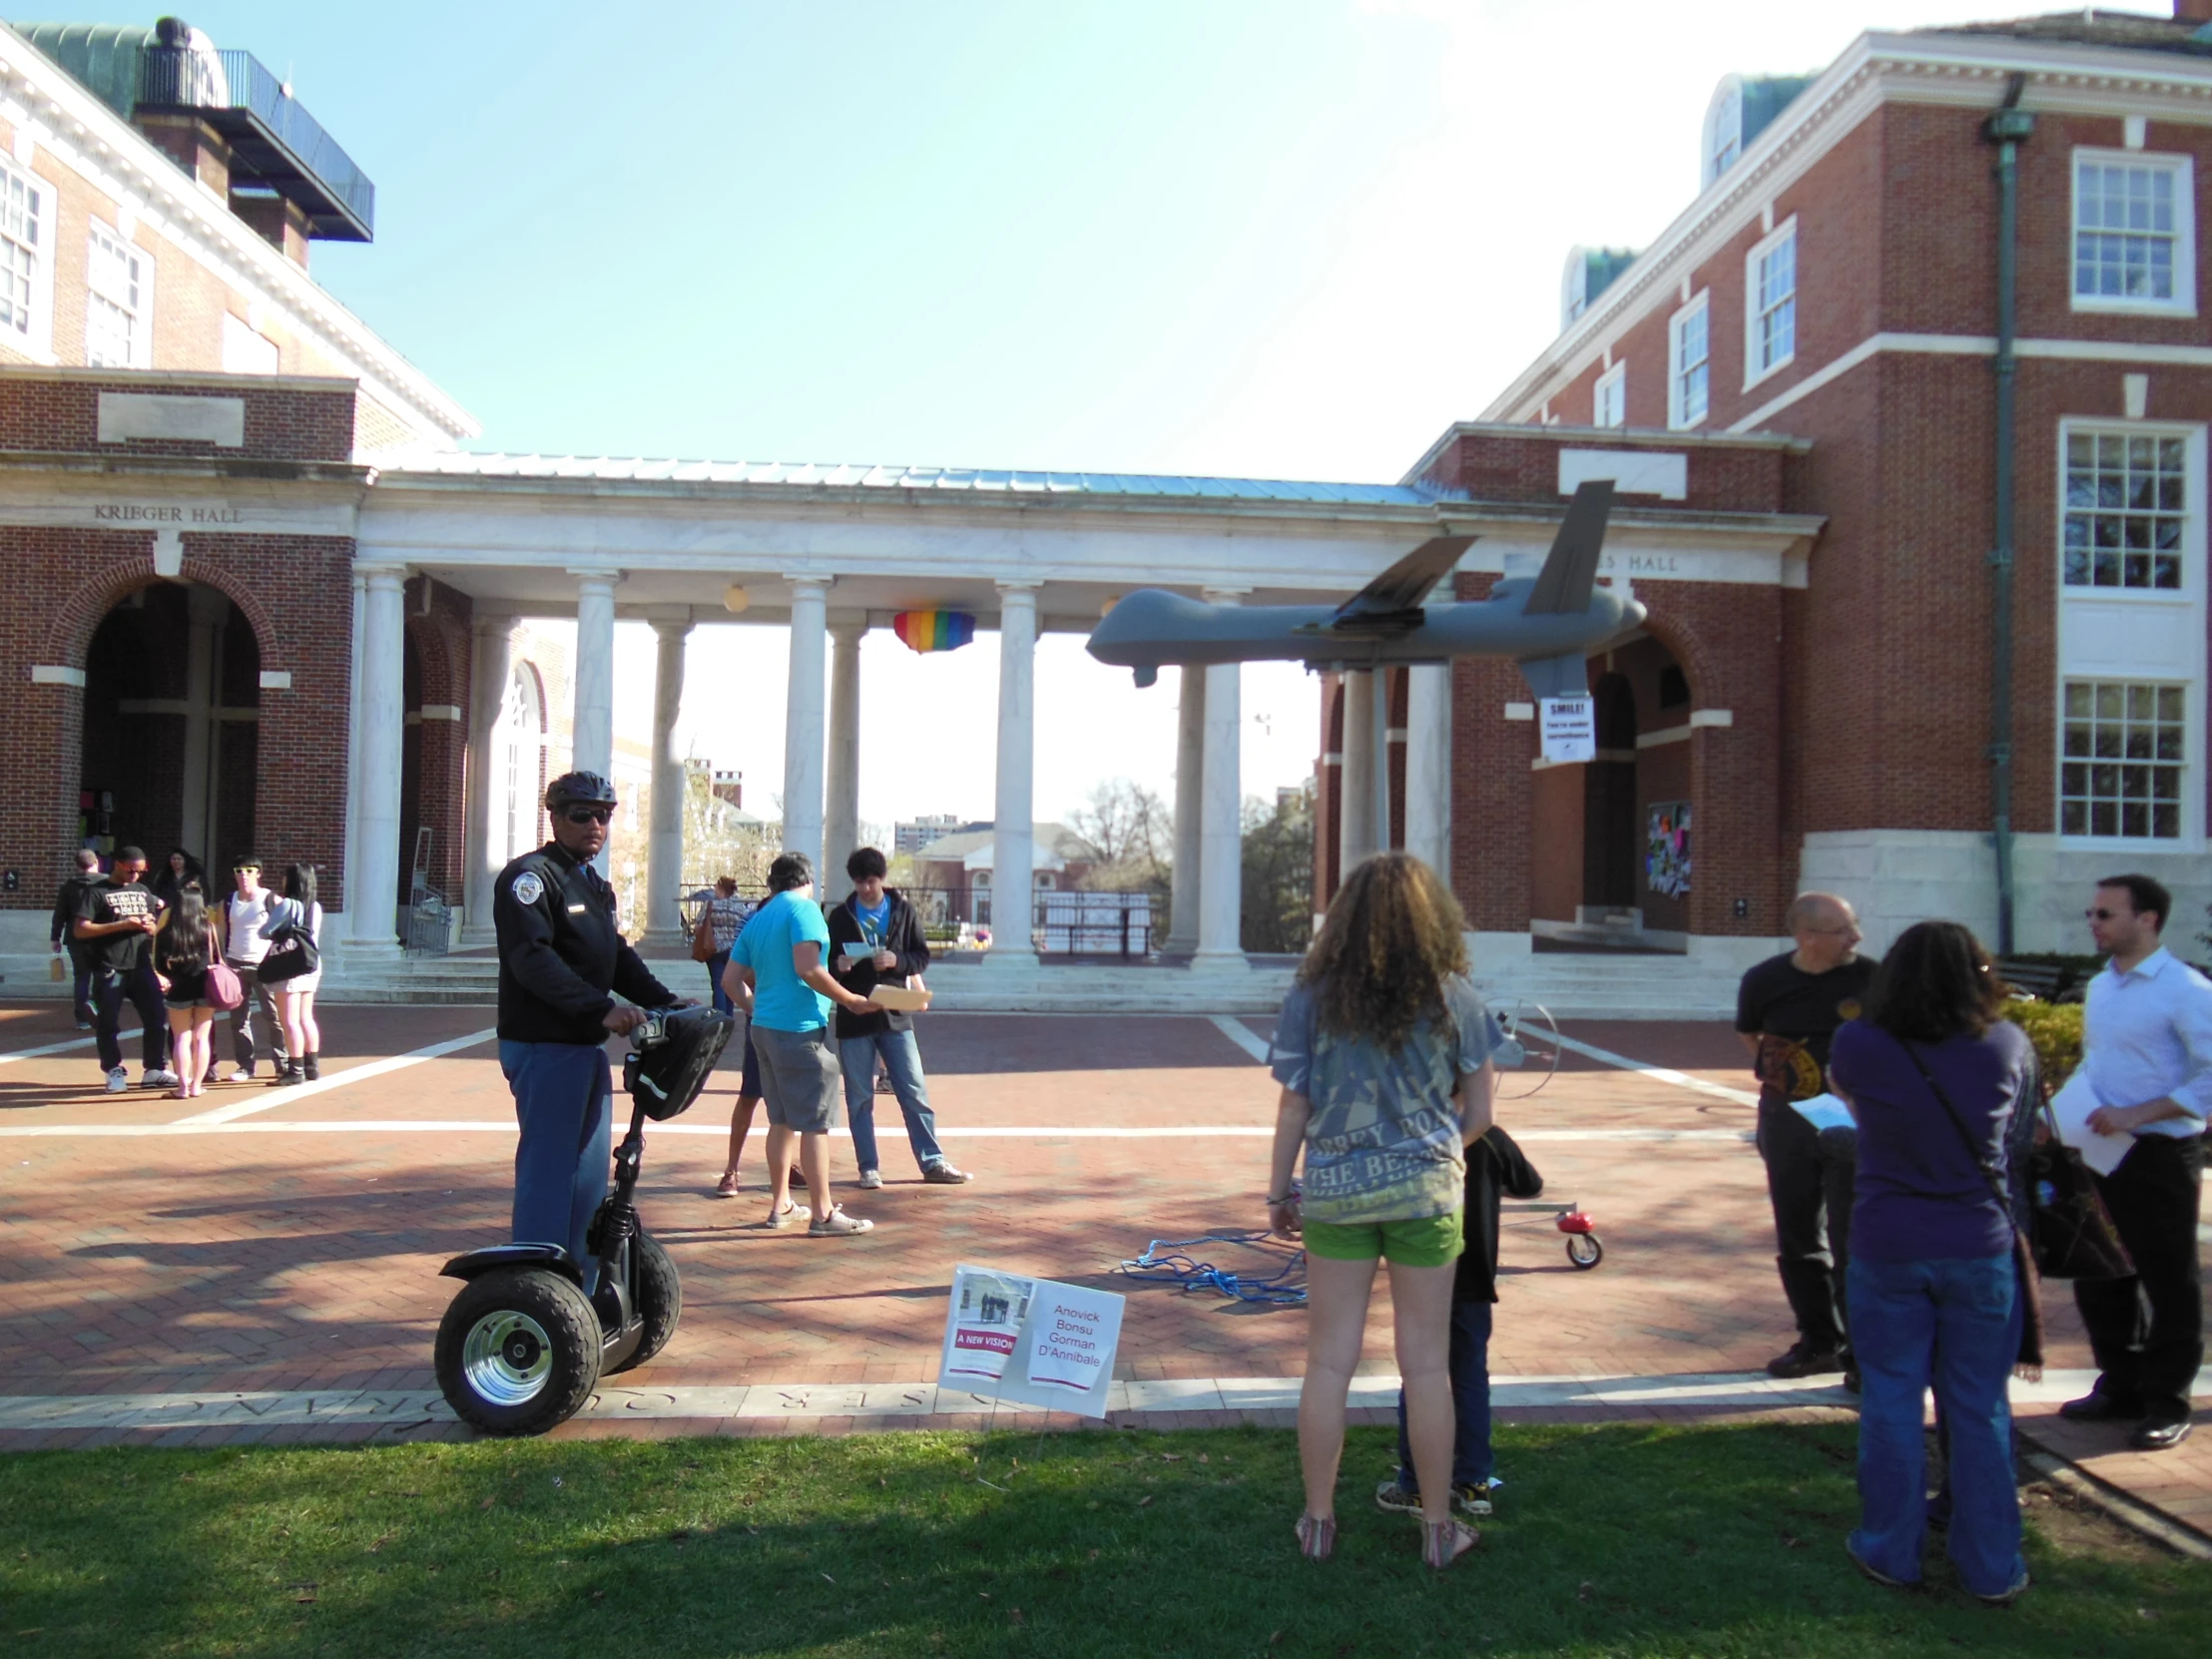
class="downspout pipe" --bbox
[1983,77,2033,955]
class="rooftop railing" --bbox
[137,45,374,241]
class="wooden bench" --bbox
[1995,958,2082,1004]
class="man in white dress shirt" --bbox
[2058,873,2211,1451]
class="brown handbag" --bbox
[690,906,715,964]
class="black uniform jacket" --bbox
[827,889,931,1039]
[493,840,675,1044]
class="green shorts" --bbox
[1301,1209,1463,1268]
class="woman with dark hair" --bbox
[260,863,323,1084]
[1829,919,2036,1606]
[1265,852,1500,1571]
[151,879,222,1098]
[150,847,205,911]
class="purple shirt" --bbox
[1830,1019,2035,1263]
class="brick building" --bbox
[1316,7,2212,967]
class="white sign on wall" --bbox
[1540,696,1597,764]
[941,1263,1125,1418]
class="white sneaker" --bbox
[228,1068,254,1083]
[856,1168,883,1189]
[104,1066,130,1093]
[142,1069,180,1088]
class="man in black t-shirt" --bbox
[49,849,103,1029]
[1736,892,1877,1381]
[74,846,176,1093]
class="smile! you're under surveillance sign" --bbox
[941,1264,1125,1417]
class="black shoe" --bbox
[1766,1341,1845,1380]
[273,1061,304,1088]
[2058,1389,2145,1423]
[302,1054,320,1081]
[2130,1415,2193,1452]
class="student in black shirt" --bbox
[1376,1126,1544,1519]
[49,849,103,1028]
[1736,892,1878,1380]
[74,846,177,1093]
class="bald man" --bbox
[1736,893,1877,1382]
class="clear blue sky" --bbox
[26,2,2147,826]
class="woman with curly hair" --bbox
[1265,852,1501,1570]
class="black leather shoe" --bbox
[2130,1415,2193,1451]
[2058,1390,2145,1423]
[1766,1342,1845,1380]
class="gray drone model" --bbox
[1085,479,1642,699]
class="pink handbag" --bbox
[205,959,245,1012]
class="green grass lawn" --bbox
[4,1421,2206,1658]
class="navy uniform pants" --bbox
[501,1039,613,1294]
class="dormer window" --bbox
[1709,84,1743,183]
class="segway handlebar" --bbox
[620,1004,736,1121]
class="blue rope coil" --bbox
[1118,1230,1308,1306]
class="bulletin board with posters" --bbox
[1645,802,1692,900]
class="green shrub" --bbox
[2007,998,2083,1091]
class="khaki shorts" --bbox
[752,1023,842,1134]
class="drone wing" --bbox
[1320,534,1476,637]
[1521,480,1614,616]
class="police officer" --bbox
[495,772,680,1292]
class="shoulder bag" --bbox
[691,904,716,964]
[203,920,244,1010]
[258,901,320,985]
[1898,1037,2044,1368]
[2022,1090,2135,1282]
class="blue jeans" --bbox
[501,1040,613,1295]
[839,1027,945,1172]
[707,950,733,1015]
[1393,1300,1494,1491]
[1848,1253,2025,1598]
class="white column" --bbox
[1404,662,1451,877]
[569,570,619,877]
[350,564,407,955]
[340,569,365,943]
[461,610,515,943]
[1165,665,1205,954]
[1339,669,1377,881]
[782,577,829,872]
[824,621,863,900]
[645,614,692,943]
[1194,589,1248,971]
[981,583,1039,971]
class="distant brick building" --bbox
[1318,7,2212,960]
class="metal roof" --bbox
[391,452,1460,505]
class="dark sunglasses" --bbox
[562,806,614,826]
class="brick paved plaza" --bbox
[0,999,2204,1547]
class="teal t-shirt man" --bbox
[735,888,833,1031]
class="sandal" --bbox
[1295,1513,1335,1560]
[765,1201,812,1230]
[1420,1516,1480,1570]
[713,1171,740,1198]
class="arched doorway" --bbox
[1582,672,1637,913]
[79,581,261,871]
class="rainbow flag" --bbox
[892,610,976,654]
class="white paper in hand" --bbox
[2050,1068,2131,1178]
[1788,1092,1855,1133]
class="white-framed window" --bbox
[1668,293,1709,429]
[0,155,47,348]
[85,222,153,368]
[1705,81,1743,187]
[2060,680,2186,840]
[1744,220,1797,386]
[1593,362,1625,428]
[2072,150,2196,315]
[2064,429,2185,591]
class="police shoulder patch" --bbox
[511,870,546,906]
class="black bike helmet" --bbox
[544,772,619,812]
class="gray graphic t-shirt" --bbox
[1268,973,1503,1226]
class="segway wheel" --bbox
[604,1232,681,1376]
[1565,1234,1604,1271]
[435,1268,602,1435]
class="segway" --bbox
[434,1006,735,1435]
